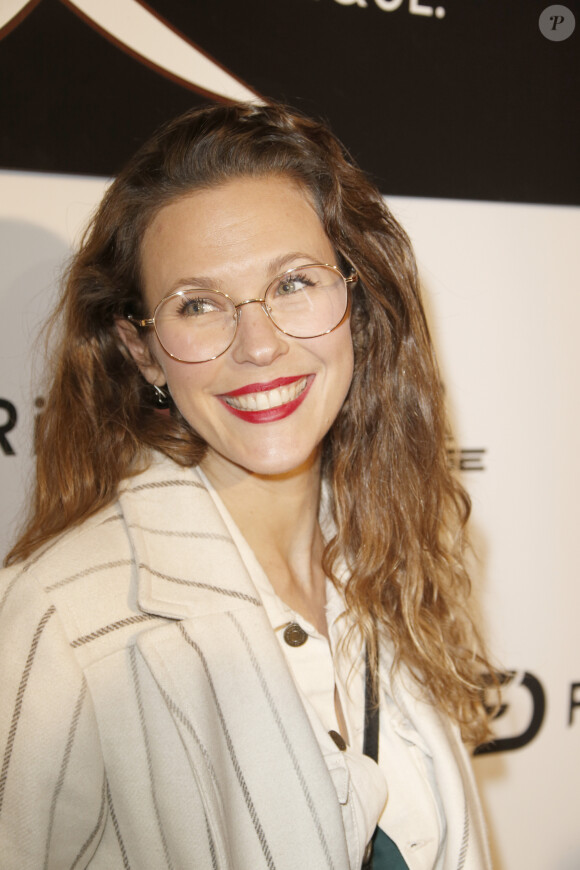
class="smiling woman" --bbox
[0,103,496,870]
[117,176,355,479]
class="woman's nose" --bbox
[230,299,289,366]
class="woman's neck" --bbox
[200,449,329,635]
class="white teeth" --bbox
[224,377,308,411]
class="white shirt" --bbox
[200,472,445,870]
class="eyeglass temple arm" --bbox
[127,314,154,328]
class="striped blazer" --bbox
[0,453,491,869]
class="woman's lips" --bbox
[217,375,314,423]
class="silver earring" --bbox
[153,384,170,408]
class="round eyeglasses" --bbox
[128,263,357,364]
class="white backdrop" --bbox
[1,171,579,869]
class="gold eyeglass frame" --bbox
[127,262,358,363]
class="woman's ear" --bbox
[115,317,166,386]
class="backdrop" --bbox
[1,2,579,868]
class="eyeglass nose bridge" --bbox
[233,296,276,324]
[234,297,268,310]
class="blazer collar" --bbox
[118,453,263,620]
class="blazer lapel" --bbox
[118,454,350,869]
[137,608,349,868]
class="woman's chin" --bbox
[201,443,321,484]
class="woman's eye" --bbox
[275,272,315,296]
[279,280,302,295]
[177,295,219,316]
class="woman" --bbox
[0,102,494,869]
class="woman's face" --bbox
[130,175,354,481]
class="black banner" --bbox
[1,0,578,204]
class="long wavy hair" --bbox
[6,102,494,743]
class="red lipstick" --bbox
[217,375,314,423]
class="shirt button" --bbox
[283,622,308,647]
[328,730,347,751]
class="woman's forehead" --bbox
[139,175,334,295]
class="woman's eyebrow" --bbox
[166,252,324,294]
[265,251,322,274]
[170,275,220,291]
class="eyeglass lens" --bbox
[154,265,348,363]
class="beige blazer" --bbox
[0,453,490,869]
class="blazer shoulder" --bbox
[0,499,142,662]
[2,498,129,587]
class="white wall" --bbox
[389,196,580,870]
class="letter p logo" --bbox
[539,5,576,40]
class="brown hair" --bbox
[6,102,494,743]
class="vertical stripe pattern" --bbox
[43,679,88,869]
[106,780,132,870]
[178,622,276,870]
[457,796,470,870]
[0,604,56,816]
[129,646,174,870]
[70,773,108,870]
[204,810,219,870]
